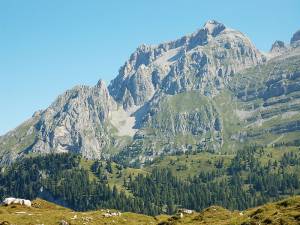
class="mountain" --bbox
[1,20,300,166]
[109,20,263,110]
[1,195,300,225]
[31,81,125,159]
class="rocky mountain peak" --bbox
[96,79,111,99]
[291,29,300,46]
[96,79,106,88]
[270,40,287,54]
[109,20,263,111]
[203,20,226,36]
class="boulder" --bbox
[3,197,31,207]
[59,220,69,225]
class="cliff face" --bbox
[228,48,300,144]
[1,20,300,165]
[31,81,117,159]
[112,26,300,164]
[109,20,263,111]
[0,80,135,162]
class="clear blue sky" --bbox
[0,0,299,135]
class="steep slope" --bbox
[32,81,115,159]
[0,113,40,165]
[0,81,136,163]
[31,80,138,159]
[228,47,300,146]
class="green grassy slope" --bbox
[1,196,300,225]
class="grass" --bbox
[80,158,99,181]
[1,196,300,225]
[145,152,233,178]
[81,143,300,183]
[166,91,210,113]
[107,163,149,196]
[79,159,149,196]
[0,198,158,225]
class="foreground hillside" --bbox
[1,196,300,225]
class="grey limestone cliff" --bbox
[108,20,263,111]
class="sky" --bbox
[0,0,300,135]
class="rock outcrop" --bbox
[27,81,115,159]
[31,81,116,159]
[29,80,137,159]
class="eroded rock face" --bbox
[32,81,117,159]
[108,20,263,111]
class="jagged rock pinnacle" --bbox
[291,30,300,45]
[270,40,286,53]
[96,79,106,89]
[203,20,226,36]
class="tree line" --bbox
[0,146,299,215]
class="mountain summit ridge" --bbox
[108,20,263,111]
